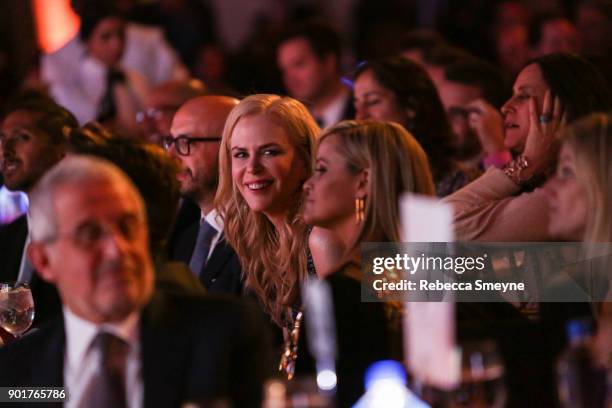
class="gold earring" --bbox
[355,197,365,223]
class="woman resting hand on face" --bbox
[443,53,612,242]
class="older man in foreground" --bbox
[0,155,271,407]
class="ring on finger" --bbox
[539,113,552,124]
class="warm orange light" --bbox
[32,0,80,53]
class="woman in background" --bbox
[444,53,612,241]
[353,57,468,196]
[546,113,612,244]
[544,112,612,369]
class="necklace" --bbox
[279,310,303,380]
[279,247,316,379]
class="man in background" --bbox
[166,95,243,294]
[0,92,78,325]
[437,57,511,171]
[277,19,354,128]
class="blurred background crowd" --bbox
[0,0,612,407]
[1,0,611,114]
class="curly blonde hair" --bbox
[215,94,318,326]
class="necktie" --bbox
[82,332,129,408]
[314,116,324,128]
[96,68,125,123]
[188,220,217,277]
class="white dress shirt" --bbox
[45,52,150,126]
[16,212,32,283]
[63,308,143,408]
[203,209,224,261]
[41,23,187,89]
[0,185,27,225]
[317,86,351,129]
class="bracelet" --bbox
[503,155,530,186]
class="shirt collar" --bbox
[25,210,32,232]
[63,307,140,369]
[203,208,223,232]
[319,87,350,129]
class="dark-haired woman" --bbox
[353,57,473,197]
[443,53,612,241]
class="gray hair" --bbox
[29,155,144,242]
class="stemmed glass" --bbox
[446,340,507,408]
[416,340,507,408]
[0,282,35,337]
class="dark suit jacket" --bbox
[0,291,274,407]
[0,214,27,281]
[339,92,356,123]
[167,198,200,248]
[295,263,395,407]
[169,219,242,295]
[0,215,61,326]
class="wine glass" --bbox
[416,340,507,408]
[446,340,507,408]
[0,282,35,337]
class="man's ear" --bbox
[27,242,56,284]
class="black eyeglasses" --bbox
[162,135,221,156]
[44,215,145,250]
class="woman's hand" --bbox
[522,90,565,179]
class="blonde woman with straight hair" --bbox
[215,94,318,329]
[302,120,435,405]
[304,120,435,261]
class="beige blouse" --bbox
[442,168,551,242]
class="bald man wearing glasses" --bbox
[164,95,243,294]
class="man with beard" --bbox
[165,95,242,294]
[0,155,271,406]
[436,58,512,173]
[0,92,78,327]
